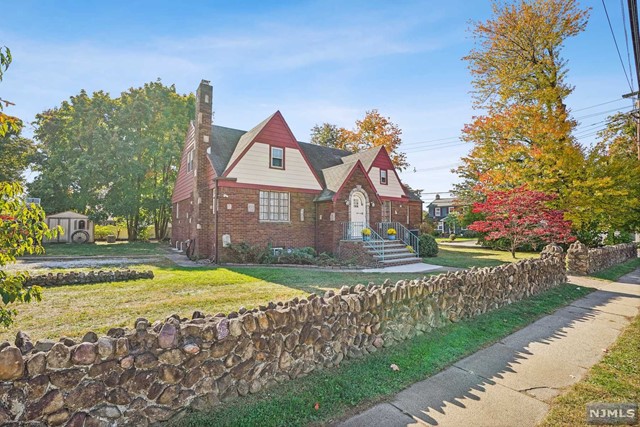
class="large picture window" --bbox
[259,191,290,222]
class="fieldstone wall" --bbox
[567,241,637,275]
[0,246,566,426]
[24,270,154,288]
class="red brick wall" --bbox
[315,200,336,254]
[217,186,317,262]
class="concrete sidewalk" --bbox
[337,270,640,427]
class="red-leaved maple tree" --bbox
[468,186,575,258]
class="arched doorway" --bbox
[349,189,369,238]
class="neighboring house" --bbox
[426,194,464,235]
[171,80,422,263]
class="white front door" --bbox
[350,192,367,237]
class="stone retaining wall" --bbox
[24,270,154,288]
[567,241,637,275]
[0,246,566,426]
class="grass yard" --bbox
[172,284,593,427]
[435,237,477,243]
[590,257,640,281]
[34,241,167,257]
[0,264,436,342]
[426,246,539,269]
[540,314,640,427]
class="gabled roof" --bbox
[298,142,351,187]
[224,113,276,173]
[430,197,457,207]
[340,146,382,170]
[322,162,357,193]
[47,211,89,219]
[209,125,246,176]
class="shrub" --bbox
[94,225,116,241]
[449,233,457,241]
[227,243,271,264]
[419,234,438,257]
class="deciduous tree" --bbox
[0,128,35,183]
[0,182,58,327]
[468,186,575,258]
[455,0,589,214]
[0,46,20,137]
[310,109,408,170]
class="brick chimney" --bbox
[191,80,213,258]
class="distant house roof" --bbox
[46,211,89,219]
[429,197,457,207]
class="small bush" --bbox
[94,225,116,241]
[227,243,271,264]
[419,234,438,257]
[449,234,457,241]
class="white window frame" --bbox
[270,146,284,169]
[435,207,441,216]
[380,169,388,185]
[259,191,290,222]
[382,200,392,222]
[187,150,194,172]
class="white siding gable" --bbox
[227,142,322,190]
[368,167,405,198]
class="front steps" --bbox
[365,240,422,266]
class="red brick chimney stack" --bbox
[191,80,213,259]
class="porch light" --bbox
[345,200,350,206]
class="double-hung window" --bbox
[270,147,284,169]
[259,191,289,222]
[380,169,388,185]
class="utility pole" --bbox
[627,0,640,159]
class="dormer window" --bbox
[270,146,284,169]
[380,169,388,185]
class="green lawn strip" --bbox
[174,284,593,427]
[590,258,640,282]
[539,314,640,427]
[33,242,166,257]
[425,246,539,269]
[1,265,438,341]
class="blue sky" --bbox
[1,0,635,200]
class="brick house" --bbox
[171,80,422,264]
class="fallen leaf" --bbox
[602,348,609,353]
[390,364,400,372]
[314,402,320,410]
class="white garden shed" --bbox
[43,211,95,243]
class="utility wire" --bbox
[622,0,635,90]
[603,0,634,91]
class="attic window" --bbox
[187,150,194,172]
[270,147,284,169]
[380,169,388,185]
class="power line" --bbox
[603,0,634,91]
[622,0,635,90]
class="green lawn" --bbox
[540,314,640,427]
[590,258,640,281]
[1,264,436,341]
[426,246,539,269]
[33,241,167,257]
[173,284,593,427]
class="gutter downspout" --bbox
[214,178,219,264]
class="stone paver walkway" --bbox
[337,270,640,427]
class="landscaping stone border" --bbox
[23,270,154,288]
[0,245,565,426]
